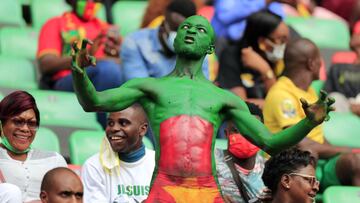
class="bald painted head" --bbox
[174,15,215,59]
[283,38,321,80]
[40,167,83,203]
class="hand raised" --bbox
[71,39,97,74]
[301,90,335,125]
[241,47,272,74]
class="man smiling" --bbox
[81,104,155,202]
[72,15,333,202]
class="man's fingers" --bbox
[72,41,80,53]
[319,90,328,101]
[327,97,335,106]
[324,115,330,121]
[81,39,93,50]
[300,98,309,109]
[89,56,96,66]
[328,106,336,112]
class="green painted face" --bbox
[174,15,215,59]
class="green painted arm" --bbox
[227,91,334,155]
[71,39,145,112]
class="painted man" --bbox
[71,15,334,202]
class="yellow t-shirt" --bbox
[263,76,324,144]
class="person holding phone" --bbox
[37,0,123,128]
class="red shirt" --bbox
[37,12,109,80]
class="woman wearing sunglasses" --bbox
[262,147,319,203]
[0,91,67,202]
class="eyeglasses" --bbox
[10,118,38,130]
[288,173,319,187]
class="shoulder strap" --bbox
[223,150,251,203]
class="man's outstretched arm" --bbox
[227,91,335,155]
[71,39,145,112]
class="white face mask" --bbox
[264,40,286,62]
[166,31,177,52]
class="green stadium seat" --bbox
[0,56,38,89]
[0,0,26,27]
[324,112,360,148]
[143,136,154,150]
[32,127,61,153]
[27,90,102,130]
[0,27,39,59]
[69,130,154,165]
[0,92,3,100]
[31,0,71,30]
[69,130,104,165]
[215,138,228,150]
[323,186,360,203]
[96,5,107,22]
[310,80,324,96]
[285,17,350,49]
[112,1,148,36]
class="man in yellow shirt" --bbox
[263,38,360,189]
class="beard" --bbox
[175,44,208,60]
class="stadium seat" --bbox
[0,27,39,59]
[285,17,350,49]
[331,51,357,64]
[32,127,61,153]
[0,0,26,27]
[323,186,360,203]
[215,138,227,150]
[0,92,3,100]
[69,130,154,165]
[31,0,71,30]
[143,136,154,150]
[69,130,104,165]
[310,80,324,96]
[27,90,102,130]
[324,112,360,148]
[112,1,148,36]
[96,4,107,22]
[0,56,38,89]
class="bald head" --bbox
[284,38,320,73]
[40,167,83,203]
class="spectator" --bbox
[121,0,209,81]
[211,0,288,55]
[324,32,360,115]
[0,91,67,202]
[141,0,210,28]
[282,0,346,23]
[81,104,155,202]
[215,103,270,203]
[71,15,333,202]
[263,38,360,189]
[37,0,123,128]
[40,167,83,203]
[0,183,23,203]
[216,10,290,107]
[262,147,319,203]
[37,0,122,91]
[320,0,360,30]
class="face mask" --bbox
[76,0,102,21]
[264,40,286,62]
[228,133,259,159]
[166,31,177,52]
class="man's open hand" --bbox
[71,39,97,74]
[301,90,335,125]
